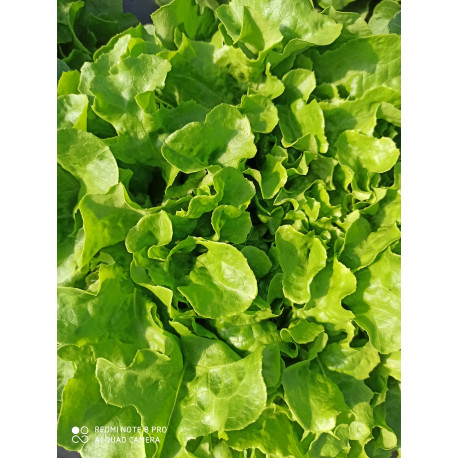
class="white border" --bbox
[403,0,458,456]
[1,0,56,453]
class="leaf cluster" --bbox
[57,0,401,456]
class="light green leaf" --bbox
[161,36,242,108]
[280,68,316,103]
[335,130,399,200]
[339,188,401,270]
[321,341,380,380]
[246,146,288,200]
[226,405,304,457]
[241,246,272,279]
[57,345,145,457]
[57,354,74,413]
[213,309,283,352]
[281,320,324,345]
[219,0,342,68]
[125,211,173,253]
[311,35,401,98]
[278,99,328,154]
[178,337,266,444]
[151,0,216,49]
[344,249,401,354]
[57,128,118,196]
[239,94,279,133]
[308,427,350,458]
[58,263,160,364]
[216,3,283,56]
[276,225,327,304]
[162,104,256,172]
[282,360,349,433]
[58,94,88,130]
[78,184,144,265]
[368,0,401,35]
[91,53,171,135]
[320,87,401,144]
[58,69,81,95]
[297,257,356,343]
[336,130,399,175]
[384,351,401,381]
[318,0,357,10]
[96,341,184,456]
[214,167,257,209]
[212,205,252,244]
[322,8,372,44]
[178,240,258,318]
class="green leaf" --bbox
[280,68,316,103]
[311,35,401,98]
[239,94,279,133]
[57,128,118,195]
[276,225,327,304]
[216,3,283,56]
[178,240,258,318]
[58,94,88,130]
[388,12,401,35]
[278,99,329,154]
[226,405,304,457]
[56,0,401,454]
[58,58,71,81]
[125,211,173,253]
[282,360,349,433]
[161,36,241,108]
[213,309,283,353]
[90,53,171,135]
[162,104,256,172]
[335,130,399,200]
[178,336,267,444]
[241,246,272,279]
[151,0,217,49]
[297,258,356,343]
[368,0,401,35]
[320,87,401,144]
[96,343,184,453]
[344,249,401,354]
[78,184,144,265]
[212,205,252,244]
[321,341,380,380]
[339,188,401,269]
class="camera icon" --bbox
[72,426,89,444]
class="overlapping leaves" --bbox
[57,0,401,456]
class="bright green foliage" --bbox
[162,104,257,172]
[57,0,138,70]
[57,0,401,456]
